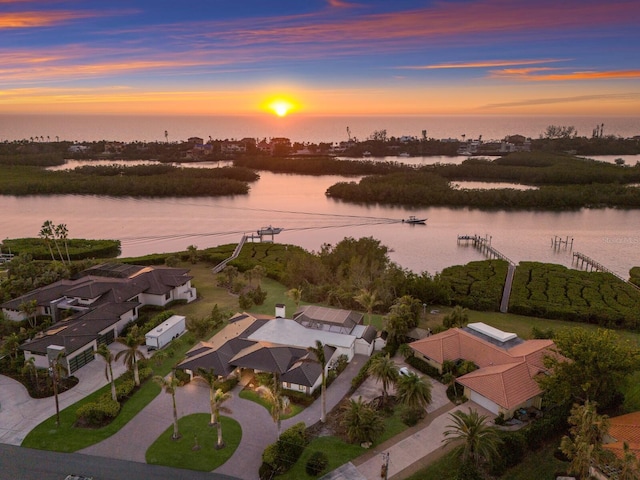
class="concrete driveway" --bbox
[0,343,130,445]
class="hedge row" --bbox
[509,262,640,329]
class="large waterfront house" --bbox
[409,322,555,418]
[2,263,196,374]
[177,305,378,395]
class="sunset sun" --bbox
[262,96,298,117]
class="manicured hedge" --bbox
[440,260,508,311]
[509,262,640,329]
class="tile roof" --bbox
[409,324,555,410]
[604,412,640,461]
[293,305,363,333]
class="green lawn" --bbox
[238,389,304,419]
[277,410,408,479]
[146,413,241,471]
[21,336,193,452]
[404,441,567,480]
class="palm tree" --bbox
[353,288,382,326]
[443,305,469,328]
[303,340,328,423]
[153,374,182,440]
[560,400,610,479]
[96,344,117,402]
[261,373,287,435]
[286,287,303,310]
[619,441,639,480]
[340,396,384,444]
[2,333,20,361]
[21,356,40,392]
[115,326,146,386]
[50,350,68,426]
[442,409,502,471]
[442,371,459,398]
[396,372,432,410]
[211,388,232,448]
[55,223,71,263]
[18,299,38,328]
[367,353,398,405]
[38,220,56,261]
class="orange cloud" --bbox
[481,92,640,109]
[0,10,100,28]
[491,69,640,81]
[403,59,566,70]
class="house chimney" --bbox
[275,303,286,318]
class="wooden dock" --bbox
[457,234,515,265]
[573,252,640,291]
[212,235,248,274]
[457,234,516,313]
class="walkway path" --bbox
[0,343,129,445]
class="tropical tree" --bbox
[367,353,398,405]
[153,374,182,440]
[186,244,198,264]
[443,409,503,473]
[442,371,459,397]
[2,332,21,361]
[19,299,38,328]
[353,288,382,325]
[443,305,469,328]
[250,265,266,286]
[21,356,40,392]
[55,223,71,263]
[38,220,56,261]
[211,388,232,448]
[49,349,68,426]
[195,368,225,425]
[95,344,117,402]
[618,441,640,480]
[560,400,610,479]
[261,373,288,435]
[303,340,328,423]
[340,397,384,444]
[286,287,303,310]
[396,372,432,410]
[115,326,146,386]
[539,328,640,409]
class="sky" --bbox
[1,0,639,117]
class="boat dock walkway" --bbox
[457,235,515,265]
[573,252,640,291]
[457,234,516,313]
[212,235,247,274]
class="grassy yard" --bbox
[404,440,567,480]
[277,411,408,480]
[146,413,241,471]
[21,336,193,452]
[239,389,305,420]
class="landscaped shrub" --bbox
[284,389,316,406]
[261,422,309,474]
[214,376,239,392]
[350,353,379,391]
[405,355,441,380]
[116,379,135,401]
[305,451,329,476]
[490,431,527,475]
[76,398,120,427]
[400,405,425,426]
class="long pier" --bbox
[457,234,516,313]
[457,234,515,265]
[212,235,248,274]
[573,252,640,291]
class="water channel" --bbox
[2,159,639,277]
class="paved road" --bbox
[0,443,239,480]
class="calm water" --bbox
[1,171,638,277]
[2,114,639,144]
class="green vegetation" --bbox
[440,260,508,311]
[238,389,304,419]
[509,262,640,329]
[21,334,194,452]
[146,414,241,471]
[0,164,256,197]
[326,153,640,209]
[3,237,120,261]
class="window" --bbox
[299,385,306,391]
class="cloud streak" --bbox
[401,59,567,70]
[0,10,101,28]
[482,92,640,109]
[490,69,640,81]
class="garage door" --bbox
[469,390,500,415]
